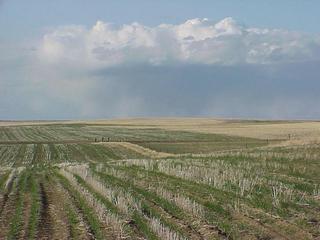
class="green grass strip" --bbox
[73,172,161,239]
[26,174,41,239]
[65,202,83,239]
[92,168,188,238]
[0,171,10,191]
[73,174,119,214]
[132,211,159,240]
[99,164,234,236]
[55,170,105,240]
[7,170,28,239]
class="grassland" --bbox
[0,118,319,239]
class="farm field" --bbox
[0,119,319,239]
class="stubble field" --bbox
[0,118,319,239]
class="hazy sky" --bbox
[1,1,320,120]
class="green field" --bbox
[0,120,319,239]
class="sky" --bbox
[1,0,320,120]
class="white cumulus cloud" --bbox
[2,18,320,119]
[39,17,320,68]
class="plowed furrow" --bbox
[0,175,16,215]
[0,189,18,238]
[37,182,53,239]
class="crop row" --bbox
[62,164,190,239]
[102,159,318,239]
[0,143,140,167]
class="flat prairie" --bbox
[95,118,320,140]
[0,118,319,239]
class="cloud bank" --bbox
[1,18,320,120]
[40,17,320,68]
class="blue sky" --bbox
[1,0,320,40]
[1,1,320,119]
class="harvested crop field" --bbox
[0,119,319,239]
